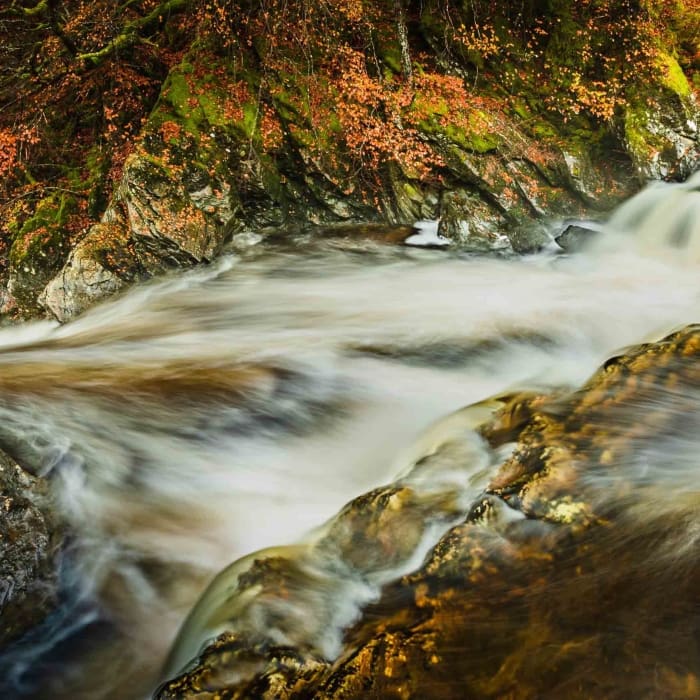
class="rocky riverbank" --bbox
[1,1,698,320]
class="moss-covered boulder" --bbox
[622,54,699,180]
[3,194,76,317]
[40,222,138,322]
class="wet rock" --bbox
[157,325,700,699]
[555,146,635,210]
[559,149,603,203]
[623,87,700,182]
[117,153,230,268]
[625,109,699,181]
[437,189,511,251]
[0,451,60,646]
[433,149,616,254]
[40,223,133,322]
[508,221,553,254]
[40,149,236,321]
[554,221,602,252]
[2,193,74,318]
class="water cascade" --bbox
[1,175,700,697]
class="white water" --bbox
[0,174,699,698]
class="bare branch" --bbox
[77,0,190,67]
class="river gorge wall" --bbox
[1,1,698,321]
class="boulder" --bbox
[554,221,603,252]
[0,450,60,646]
[40,223,132,322]
[157,324,700,699]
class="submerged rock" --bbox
[158,324,700,699]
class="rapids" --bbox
[0,172,699,698]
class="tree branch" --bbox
[394,0,413,86]
[77,0,190,67]
[19,0,77,56]
[21,0,49,17]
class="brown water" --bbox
[0,174,699,698]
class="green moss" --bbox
[241,102,259,139]
[416,102,500,153]
[81,222,141,280]
[9,194,73,267]
[511,100,531,121]
[259,157,284,201]
[379,44,403,76]
[657,52,691,97]
[444,122,500,153]
[531,121,558,140]
[158,61,230,134]
[271,87,301,122]
[623,101,663,164]
[134,149,178,178]
[80,146,110,217]
[195,86,228,128]
[160,67,207,135]
[7,192,75,312]
[401,181,421,200]
[328,113,342,134]
[152,55,269,156]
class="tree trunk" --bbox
[394,0,412,86]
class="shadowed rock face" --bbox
[157,325,700,699]
[0,451,60,647]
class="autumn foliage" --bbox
[0,0,192,284]
[0,0,697,302]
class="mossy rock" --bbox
[40,221,139,322]
[623,94,699,181]
[6,194,75,315]
[621,52,699,181]
[438,187,511,250]
[414,98,501,154]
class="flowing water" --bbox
[1,174,700,698]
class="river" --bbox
[0,174,699,698]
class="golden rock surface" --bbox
[158,325,700,699]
